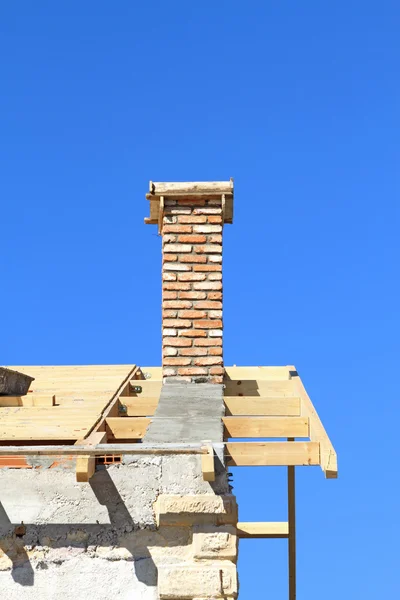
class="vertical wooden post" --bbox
[288,438,296,600]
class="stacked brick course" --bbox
[162,197,224,383]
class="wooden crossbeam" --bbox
[289,367,338,478]
[224,397,301,416]
[224,379,294,397]
[76,456,95,482]
[225,442,320,467]
[237,522,289,539]
[120,397,159,416]
[106,417,151,439]
[223,416,308,438]
[201,442,215,481]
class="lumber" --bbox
[76,455,96,482]
[237,522,289,539]
[121,397,159,416]
[224,379,294,397]
[201,443,215,482]
[149,180,233,196]
[225,442,320,467]
[128,380,162,397]
[224,366,291,381]
[106,417,151,439]
[288,457,296,599]
[289,367,338,478]
[224,397,301,416]
[0,395,56,407]
[223,416,309,438]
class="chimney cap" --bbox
[145,179,234,226]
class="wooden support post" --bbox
[288,438,296,600]
[76,456,96,482]
[201,442,215,481]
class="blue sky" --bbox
[1,2,399,597]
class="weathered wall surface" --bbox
[0,454,237,599]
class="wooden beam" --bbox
[224,379,294,397]
[76,456,95,482]
[224,366,291,381]
[237,522,289,539]
[120,397,159,416]
[0,395,56,407]
[0,443,207,456]
[128,380,162,397]
[149,181,234,196]
[201,442,215,482]
[288,446,296,600]
[105,417,151,440]
[223,417,309,438]
[289,367,338,478]
[225,442,320,467]
[224,397,301,417]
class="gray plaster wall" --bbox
[0,454,229,599]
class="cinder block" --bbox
[193,524,237,560]
[154,494,238,527]
[158,563,237,598]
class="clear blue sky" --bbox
[1,2,399,598]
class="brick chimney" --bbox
[145,180,234,383]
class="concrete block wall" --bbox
[162,198,224,383]
[0,455,238,599]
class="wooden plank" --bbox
[201,443,215,482]
[150,180,233,196]
[224,379,295,397]
[289,368,338,478]
[225,442,320,467]
[237,522,289,539]
[223,417,309,438]
[0,395,56,407]
[105,417,151,439]
[76,456,96,482]
[128,380,162,397]
[121,397,159,416]
[224,366,291,381]
[224,397,301,417]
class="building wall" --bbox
[0,455,237,599]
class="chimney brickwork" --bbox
[162,198,224,383]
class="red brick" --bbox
[177,367,208,376]
[180,347,208,356]
[177,234,207,244]
[194,301,222,309]
[179,254,207,263]
[179,310,207,319]
[194,357,223,366]
[179,291,207,300]
[163,310,177,318]
[163,234,177,244]
[194,338,222,346]
[163,291,178,300]
[163,282,191,291]
[163,319,191,328]
[210,375,224,384]
[207,292,222,300]
[193,207,222,215]
[209,346,223,356]
[164,357,191,366]
[193,281,222,291]
[178,272,206,282]
[194,319,223,329]
[162,253,178,263]
[163,224,192,234]
[193,264,222,272]
[209,234,222,243]
[163,337,192,347]
[208,215,223,224]
[163,272,176,281]
[179,329,207,337]
[208,273,222,281]
[178,215,207,224]
[163,300,192,309]
[210,366,224,375]
[194,244,222,254]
